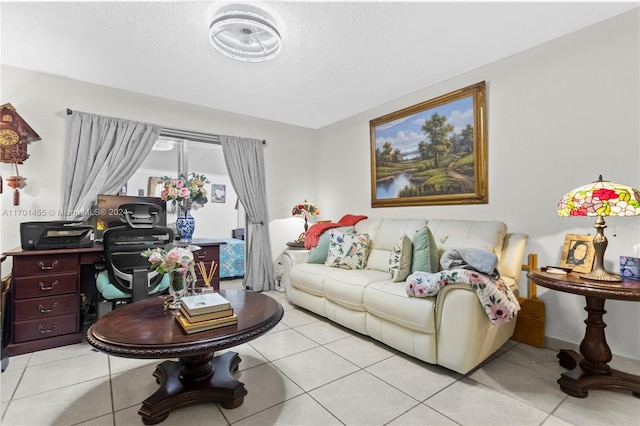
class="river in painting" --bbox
[376,171,414,199]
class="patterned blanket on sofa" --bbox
[405,269,521,325]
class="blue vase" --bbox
[176,208,195,243]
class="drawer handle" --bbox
[38,323,57,334]
[197,251,207,259]
[38,302,58,313]
[38,260,59,270]
[38,280,59,291]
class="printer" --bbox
[20,221,95,250]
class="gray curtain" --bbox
[62,111,161,221]
[220,136,274,292]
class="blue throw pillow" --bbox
[307,226,355,263]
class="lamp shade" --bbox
[558,175,640,218]
[557,175,640,282]
[291,200,319,217]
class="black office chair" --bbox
[95,203,174,318]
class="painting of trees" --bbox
[369,81,487,207]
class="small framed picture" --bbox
[560,234,595,273]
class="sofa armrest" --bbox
[497,233,529,284]
[284,249,310,266]
[282,249,310,294]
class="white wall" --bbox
[315,10,640,359]
[1,9,638,359]
[0,68,317,258]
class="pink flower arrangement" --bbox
[141,246,194,276]
[159,172,210,209]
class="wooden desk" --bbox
[527,270,640,398]
[2,239,224,356]
[87,290,283,425]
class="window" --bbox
[125,138,244,239]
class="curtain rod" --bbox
[66,108,265,145]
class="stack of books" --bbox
[175,292,237,334]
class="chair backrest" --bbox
[102,203,174,302]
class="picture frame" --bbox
[211,184,226,203]
[369,81,488,207]
[560,234,595,273]
[147,177,163,197]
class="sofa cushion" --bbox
[363,280,436,334]
[307,226,355,264]
[428,219,507,260]
[290,263,344,296]
[366,219,428,272]
[411,226,439,273]
[323,269,390,311]
[325,231,370,270]
[389,234,412,282]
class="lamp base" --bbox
[581,270,621,282]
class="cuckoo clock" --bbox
[1,103,41,205]
[1,103,41,164]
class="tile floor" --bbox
[2,279,639,426]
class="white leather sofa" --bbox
[282,218,528,374]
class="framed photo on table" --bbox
[560,234,595,273]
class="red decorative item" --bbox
[6,164,26,206]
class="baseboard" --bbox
[543,336,579,353]
[542,336,640,363]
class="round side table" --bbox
[527,270,640,398]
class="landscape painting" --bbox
[370,81,488,207]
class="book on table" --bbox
[179,306,234,323]
[180,292,232,316]
[175,312,238,334]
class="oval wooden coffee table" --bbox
[86,289,284,425]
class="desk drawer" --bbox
[13,273,78,299]
[12,254,78,277]
[193,246,219,263]
[14,294,78,321]
[13,314,78,343]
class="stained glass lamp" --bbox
[292,200,319,243]
[558,175,640,281]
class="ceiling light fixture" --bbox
[208,8,281,62]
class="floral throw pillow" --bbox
[389,234,412,282]
[325,231,370,270]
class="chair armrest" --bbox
[94,261,106,272]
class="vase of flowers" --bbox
[159,173,209,242]
[141,246,195,309]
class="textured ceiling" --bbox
[1,1,637,129]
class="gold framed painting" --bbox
[560,234,595,273]
[369,81,488,207]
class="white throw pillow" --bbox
[325,231,370,270]
[389,234,412,282]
